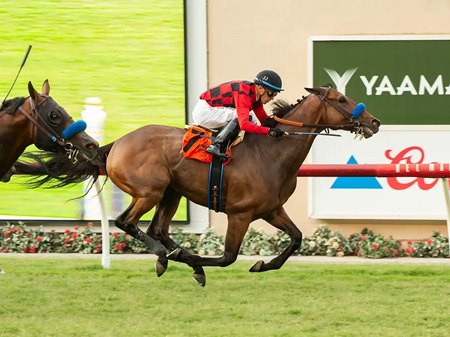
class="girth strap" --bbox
[208,156,224,212]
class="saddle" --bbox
[181,125,244,212]
[181,125,243,164]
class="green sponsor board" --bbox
[311,37,450,125]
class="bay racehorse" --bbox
[18,86,380,286]
[0,80,99,182]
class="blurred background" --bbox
[0,0,186,220]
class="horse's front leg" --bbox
[1,165,16,182]
[249,206,302,273]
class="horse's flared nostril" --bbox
[86,141,99,150]
[372,119,381,130]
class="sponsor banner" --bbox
[308,36,450,219]
[309,36,450,125]
[308,127,450,219]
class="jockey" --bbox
[192,70,286,158]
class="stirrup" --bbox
[206,145,228,159]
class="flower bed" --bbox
[1,222,448,258]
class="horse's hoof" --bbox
[192,272,206,287]
[167,248,182,260]
[249,260,264,272]
[155,259,167,277]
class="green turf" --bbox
[0,257,449,337]
[0,0,186,220]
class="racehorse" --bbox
[18,86,380,286]
[0,80,99,182]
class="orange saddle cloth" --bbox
[181,125,232,164]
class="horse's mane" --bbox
[270,97,306,118]
[0,97,26,114]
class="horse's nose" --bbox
[372,118,381,132]
[86,140,99,150]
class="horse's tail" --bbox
[15,142,114,188]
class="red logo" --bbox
[385,146,440,190]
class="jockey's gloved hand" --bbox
[262,117,277,128]
[268,128,285,138]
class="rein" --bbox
[272,89,361,132]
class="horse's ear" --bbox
[42,79,50,96]
[28,81,40,101]
[304,87,321,95]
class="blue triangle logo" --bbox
[331,156,383,189]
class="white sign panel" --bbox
[308,126,450,219]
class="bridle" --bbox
[17,95,80,161]
[272,87,365,135]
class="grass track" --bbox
[0,257,449,337]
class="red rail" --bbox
[298,163,450,178]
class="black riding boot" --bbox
[206,118,240,158]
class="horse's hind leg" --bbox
[179,213,252,270]
[146,186,207,286]
[249,206,302,273]
[115,197,168,277]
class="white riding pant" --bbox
[191,99,259,129]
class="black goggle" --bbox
[266,89,278,97]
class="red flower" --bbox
[426,239,432,246]
[371,244,379,250]
[114,243,123,251]
[120,242,127,249]
[64,228,71,234]
[24,231,30,237]
[392,249,398,256]
[36,236,42,243]
[74,226,79,231]
[407,240,413,245]
[358,241,363,246]
[361,235,367,241]
[22,246,28,253]
[3,231,9,238]
[84,237,92,244]
[29,245,37,253]
[65,238,71,244]
[95,246,102,253]
[71,233,78,239]
[9,227,15,233]
[112,232,119,238]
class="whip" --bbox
[1,45,32,108]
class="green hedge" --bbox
[1,222,448,258]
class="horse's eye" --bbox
[338,97,346,103]
[48,111,63,125]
